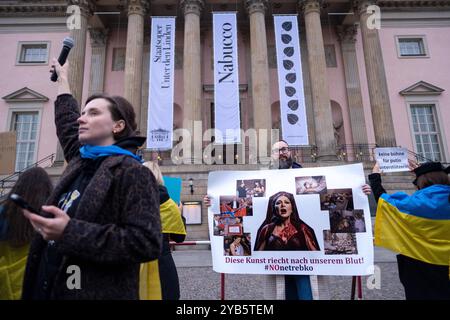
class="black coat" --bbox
[22,94,162,300]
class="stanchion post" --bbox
[221,273,225,300]
[357,276,363,300]
[350,276,356,300]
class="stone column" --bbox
[245,0,272,158]
[337,25,368,145]
[88,28,108,97]
[357,0,396,147]
[54,0,93,166]
[124,0,148,131]
[68,0,93,103]
[299,0,336,159]
[181,0,204,163]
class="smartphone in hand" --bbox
[9,193,42,215]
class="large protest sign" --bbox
[207,163,373,275]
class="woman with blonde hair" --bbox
[141,161,186,300]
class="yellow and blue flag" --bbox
[374,185,450,275]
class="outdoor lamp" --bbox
[189,178,194,194]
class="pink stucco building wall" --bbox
[1,14,450,173]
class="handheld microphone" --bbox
[50,37,74,82]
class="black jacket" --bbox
[22,94,161,300]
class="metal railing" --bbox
[0,153,55,199]
[336,144,378,162]
[141,144,449,167]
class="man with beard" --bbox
[267,140,323,300]
[204,140,371,300]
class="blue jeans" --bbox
[285,275,313,300]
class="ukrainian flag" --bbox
[374,185,450,277]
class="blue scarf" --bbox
[80,144,143,163]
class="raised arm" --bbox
[51,58,81,162]
[368,162,387,202]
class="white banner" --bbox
[375,147,409,172]
[208,163,374,275]
[274,15,308,146]
[213,12,241,144]
[147,17,176,150]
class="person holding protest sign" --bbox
[204,140,372,300]
[370,160,450,300]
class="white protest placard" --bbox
[207,163,374,275]
[374,147,409,173]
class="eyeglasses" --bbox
[272,147,290,154]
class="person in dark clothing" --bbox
[20,58,161,300]
[204,140,372,300]
[0,167,53,299]
[142,161,186,300]
[369,160,450,300]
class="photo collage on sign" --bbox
[318,188,367,255]
[214,179,266,256]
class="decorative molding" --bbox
[245,0,268,15]
[400,81,445,96]
[353,0,378,16]
[181,0,204,16]
[0,4,67,17]
[379,1,450,8]
[68,0,95,17]
[337,24,358,43]
[299,0,323,15]
[2,87,49,102]
[126,0,149,17]
[88,28,108,47]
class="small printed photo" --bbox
[320,188,354,211]
[224,233,252,256]
[220,195,253,217]
[323,230,358,255]
[295,176,327,194]
[236,179,266,198]
[329,210,366,233]
[214,215,244,236]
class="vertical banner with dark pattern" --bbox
[213,12,241,144]
[274,15,309,146]
[147,17,176,150]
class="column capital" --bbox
[126,0,149,16]
[353,0,378,16]
[245,0,268,15]
[88,28,108,47]
[68,0,95,17]
[336,24,358,43]
[181,0,204,16]
[298,0,324,15]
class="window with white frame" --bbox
[10,112,39,171]
[17,42,49,64]
[410,104,443,161]
[397,37,427,57]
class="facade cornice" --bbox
[379,1,450,8]
[0,4,67,17]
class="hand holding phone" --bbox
[9,193,41,215]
